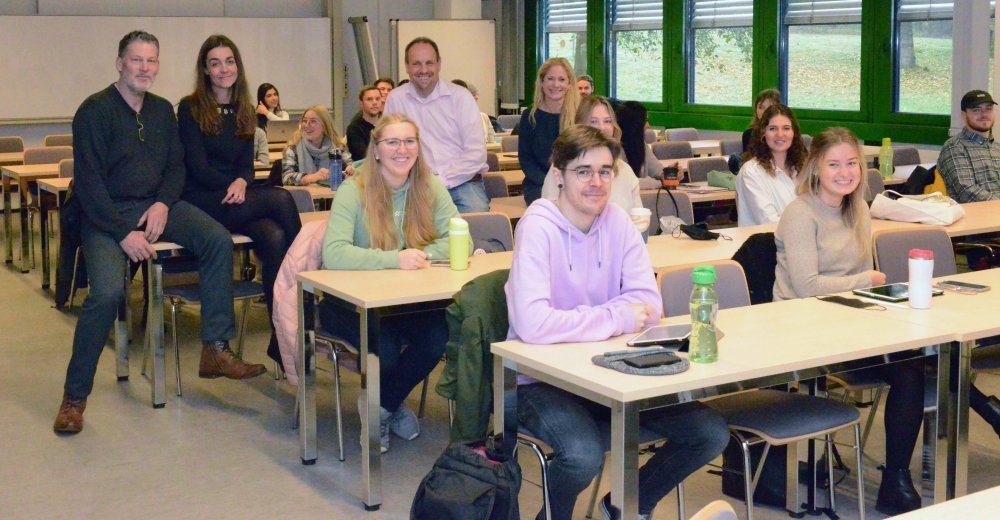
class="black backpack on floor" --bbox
[410,443,521,520]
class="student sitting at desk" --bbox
[255,82,288,129]
[735,103,806,226]
[616,100,667,185]
[345,86,382,159]
[506,125,729,520]
[177,34,302,366]
[519,57,579,205]
[252,127,269,165]
[283,105,353,187]
[774,127,924,515]
[541,96,643,214]
[319,113,465,452]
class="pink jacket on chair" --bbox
[272,218,327,385]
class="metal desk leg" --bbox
[113,260,130,383]
[360,307,382,511]
[610,400,640,518]
[39,186,50,289]
[298,285,317,465]
[933,342,953,503]
[148,260,166,408]
[3,173,11,264]
[953,340,973,498]
[493,357,518,459]
[18,179,29,272]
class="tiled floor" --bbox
[2,252,1000,519]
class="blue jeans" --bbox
[448,178,490,213]
[516,383,729,520]
[63,199,235,399]
[318,302,448,412]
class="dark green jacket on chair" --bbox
[437,269,510,445]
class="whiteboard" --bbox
[391,19,497,116]
[0,16,332,121]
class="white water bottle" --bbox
[908,248,934,309]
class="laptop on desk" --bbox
[266,119,299,144]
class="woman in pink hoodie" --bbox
[505,125,729,520]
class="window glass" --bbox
[612,1,664,102]
[783,0,862,111]
[689,0,754,106]
[896,1,953,114]
[544,0,587,73]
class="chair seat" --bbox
[164,280,263,303]
[973,343,1000,370]
[707,389,860,442]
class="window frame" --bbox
[609,1,666,104]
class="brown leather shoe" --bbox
[53,395,87,434]
[199,340,267,380]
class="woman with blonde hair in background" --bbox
[518,57,580,204]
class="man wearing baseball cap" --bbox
[939,89,1000,203]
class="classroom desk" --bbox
[269,150,282,163]
[497,169,524,188]
[489,195,526,220]
[870,200,1000,238]
[284,184,335,202]
[486,141,502,154]
[0,151,24,166]
[2,163,59,272]
[675,183,736,203]
[296,251,515,510]
[37,177,72,290]
[268,142,286,153]
[688,139,722,157]
[497,152,520,170]
[491,294,961,516]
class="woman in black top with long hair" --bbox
[616,101,663,180]
[255,82,289,129]
[177,35,301,364]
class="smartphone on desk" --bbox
[430,259,451,267]
[935,280,990,294]
[623,352,682,369]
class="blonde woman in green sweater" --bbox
[774,127,924,516]
[319,113,463,452]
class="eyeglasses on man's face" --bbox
[563,166,613,183]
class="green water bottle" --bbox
[448,217,469,271]
[879,138,894,180]
[689,265,718,363]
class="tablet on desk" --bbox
[627,323,692,348]
[852,283,943,303]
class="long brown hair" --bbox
[529,57,579,130]
[186,34,255,139]
[356,114,438,251]
[744,104,807,176]
[797,127,870,258]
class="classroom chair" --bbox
[651,141,693,161]
[644,128,658,144]
[687,157,729,184]
[483,172,509,199]
[720,139,742,157]
[0,135,24,153]
[487,151,500,172]
[640,189,694,235]
[463,211,513,252]
[801,134,813,150]
[498,114,520,132]
[286,188,315,213]
[865,168,885,203]
[24,145,72,165]
[892,146,922,167]
[501,135,519,153]
[44,134,73,147]
[665,128,700,141]
[659,261,865,520]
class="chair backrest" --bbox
[873,227,957,284]
[730,232,777,305]
[801,134,812,149]
[486,152,500,172]
[644,129,658,144]
[285,188,315,213]
[23,146,72,165]
[665,127,700,141]
[463,212,514,252]
[483,172,509,199]
[686,157,729,183]
[659,260,750,317]
[0,136,25,153]
[44,134,73,147]
[865,168,884,203]
[893,146,921,166]
[640,189,694,234]
[501,135,519,153]
[689,500,738,520]
[720,138,742,157]
[58,158,74,179]
[267,159,284,187]
[497,114,520,132]
[651,141,693,160]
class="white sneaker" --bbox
[357,395,391,453]
[389,405,421,440]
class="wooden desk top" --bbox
[870,199,1000,238]
[37,177,72,193]
[297,251,514,309]
[489,196,526,220]
[645,224,773,270]
[0,152,24,166]
[486,142,501,153]
[893,485,1000,518]
[497,153,520,170]
[495,169,524,186]
[492,294,951,404]
[2,163,60,180]
[674,183,736,203]
[269,150,283,162]
[284,184,334,200]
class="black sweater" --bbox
[345,112,375,159]
[176,97,253,198]
[517,109,561,190]
[71,84,185,243]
